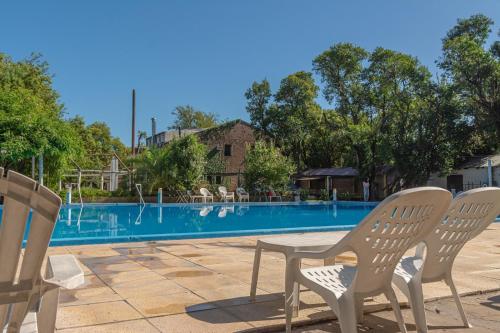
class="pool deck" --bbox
[51,224,500,332]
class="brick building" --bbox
[146,119,259,190]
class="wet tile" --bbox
[137,257,197,270]
[157,266,217,279]
[87,261,148,275]
[148,308,253,332]
[99,270,165,286]
[68,247,121,258]
[56,301,142,329]
[112,278,187,298]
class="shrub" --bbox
[244,141,296,192]
[319,189,330,201]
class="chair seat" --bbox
[300,265,356,298]
[393,256,424,283]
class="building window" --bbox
[216,175,222,184]
[224,144,232,156]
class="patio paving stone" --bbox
[148,308,253,332]
[56,301,142,329]
[126,290,215,317]
[51,224,500,332]
[56,319,160,333]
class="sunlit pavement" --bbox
[51,224,500,332]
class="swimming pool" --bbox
[40,202,376,245]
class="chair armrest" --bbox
[44,255,84,290]
[288,242,348,260]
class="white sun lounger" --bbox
[0,168,84,333]
[282,187,451,333]
[392,187,500,332]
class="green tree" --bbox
[170,105,218,129]
[133,147,169,194]
[244,79,272,137]
[439,14,500,152]
[165,135,207,190]
[68,117,127,170]
[313,43,460,190]
[244,140,296,191]
[0,53,81,184]
[134,135,207,193]
[313,43,370,170]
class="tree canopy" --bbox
[244,13,500,194]
[244,140,296,191]
[134,134,207,193]
[170,105,219,129]
[0,53,81,182]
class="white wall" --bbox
[427,166,498,189]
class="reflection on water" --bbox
[199,206,213,217]
[11,202,376,244]
[218,205,234,218]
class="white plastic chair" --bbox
[199,188,214,203]
[0,168,84,333]
[284,187,451,333]
[392,187,500,332]
[218,186,235,202]
[268,188,282,202]
[186,190,204,203]
[236,187,250,202]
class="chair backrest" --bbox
[0,169,62,326]
[338,187,451,295]
[236,187,246,195]
[218,186,227,196]
[200,188,211,197]
[421,187,500,282]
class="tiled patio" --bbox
[52,224,500,332]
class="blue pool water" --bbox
[18,202,376,245]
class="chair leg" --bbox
[446,277,472,328]
[289,258,301,317]
[285,262,293,333]
[37,288,60,333]
[354,294,364,322]
[337,296,358,333]
[250,244,262,300]
[285,257,299,333]
[407,280,428,333]
[385,287,408,333]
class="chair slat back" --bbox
[421,187,500,282]
[0,169,61,328]
[200,188,211,197]
[218,186,228,196]
[343,187,451,294]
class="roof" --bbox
[195,119,256,141]
[295,167,359,178]
[458,154,500,169]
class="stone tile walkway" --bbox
[53,224,500,332]
[292,291,500,332]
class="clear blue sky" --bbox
[1,1,499,145]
